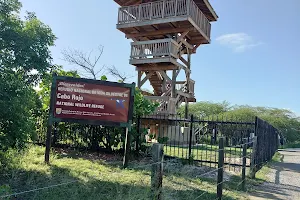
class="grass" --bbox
[254,152,281,181]
[245,151,282,190]
[282,141,300,149]
[164,144,252,166]
[0,145,250,200]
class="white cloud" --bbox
[215,33,263,53]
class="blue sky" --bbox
[20,0,300,115]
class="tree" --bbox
[107,65,133,83]
[178,101,231,117]
[0,70,41,150]
[0,0,56,150]
[61,46,105,80]
[179,101,300,143]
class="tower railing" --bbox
[145,96,177,114]
[130,38,179,60]
[118,0,211,39]
[176,79,195,95]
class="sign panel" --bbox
[49,76,134,127]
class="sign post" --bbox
[45,75,135,164]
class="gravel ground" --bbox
[248,149,300,200]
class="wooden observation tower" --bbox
[114,0,218,118]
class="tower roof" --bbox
[114,0,218,21]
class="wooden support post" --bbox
[187,49,191,70]
[185,48,191,118]
[217,137,225,200]
[185,97,189,119]
[45,124,53,164]
[171,69,176,98]
[123,127,131,168]
[242,138,247,191]
[136,116,141,155]
[151,143,164,200]
[52,122,58,146]
[162,74,166,93]
[137,71,142,88]
[44,73,57,164]
[250,136,258,179]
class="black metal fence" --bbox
[138,114,279,172]
[36,121,127,153]
[36,113,279,173]
[253,117,279,172]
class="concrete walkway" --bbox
[248,149,300,200]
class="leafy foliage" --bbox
[0,71,41,150]
[0,0,55,150]
[180,101,300,143]
[0,1,56,84]
[178,101,231,117]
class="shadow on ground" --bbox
[0,148,241,200]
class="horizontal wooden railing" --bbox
[189,79,195,95]
[130,38,179,59]
[145,96,176,114]
[189,0,211,39]
[176,78,195,94]
[118,0,211,39]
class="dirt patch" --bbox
[53,147,122,162]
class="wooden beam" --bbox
[137,70,142,88]
[136,65,178,71]
[175,68,181,78]
[141,72,153,87]
[187,48,191,70]
[127,27,195,39]
[180,39,193,50]
[155,71,163,80]
[159,71,171,82]
[177,31,190,43]
[169,22,177,28]
[162,72,166,93]
[192,44,201,52]
[179,56,189,67]
[152,24,159,30]
[185,97,189,119]
[171,69,176,98]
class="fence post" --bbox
[44,73,57,164]
[188,114,194,164]
[250,136,257,179]
[123,127,131,168]
[242,138,247,191]
[151,143,164,200]
[52,122,58,146]
[136,116,141,155]
[44,124,53,164]
[217,137,224,200]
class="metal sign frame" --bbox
[48,75,135,128]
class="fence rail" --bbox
[33,113,280,199]
[138,114,278,172]
[117,0,211,39]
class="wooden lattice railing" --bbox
[145,96,176,114]
[130,39,179,59]
[176,79,195,95]
[118,0,211,39]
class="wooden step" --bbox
[146,71,163,96]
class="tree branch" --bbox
[106,66,134,83]
[61,46,104,80]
